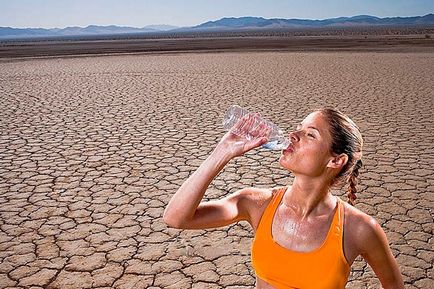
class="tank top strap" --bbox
[269,187,286,213]
[331,196,345,244]
[337,197,344,226]
[257,187,286,231]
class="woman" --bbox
[163,108,404,289]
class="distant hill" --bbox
[0,24,179,39]
[191,14,434,30]
[144,24,178,31]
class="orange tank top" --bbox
[251,188,350,289]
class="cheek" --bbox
[308,142,331,157]
[297,146,321,161]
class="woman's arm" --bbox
[163,114,270,229]
[358,217,405,289]
[163,144,234,229]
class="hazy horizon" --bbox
[1,0,433,29]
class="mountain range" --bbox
[1,14,433,39]
[0,24,178,39]
[194,14,434,30]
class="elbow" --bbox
[163,215,181,229]
[162,208,184,229]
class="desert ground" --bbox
[0,45,433,288]
[1,26,434,58]
[1,34,433,58]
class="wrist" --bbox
[212,143,235,163]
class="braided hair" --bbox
[318,108,364,206]
[347,159,363,206]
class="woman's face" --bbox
[279,111,335,178]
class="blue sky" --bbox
[1,0,433,28]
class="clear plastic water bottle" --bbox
[222,105,290,150]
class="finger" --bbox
[231,114,249,134]
[238,114,249,135]
[262,123,272,137]
[265,125,272,137]
[251,113,263,134]
[250,120,265,138]
[240,114,255,136]
[244,136,269,151]
[249,114,261,135]
[255,122,270,138]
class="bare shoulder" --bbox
[342,201,385,253]
[342,199,404,287]
[236,185,286,207]
[235,186,287,230]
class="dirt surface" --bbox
[0,34,434,59]
[0,51,433,288]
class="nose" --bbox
[289,131,299,142]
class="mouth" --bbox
[282,144,294,154]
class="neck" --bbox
[284,175,335,220]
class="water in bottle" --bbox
[222,105,290,150]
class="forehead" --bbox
[301,111,326,127]
[301,111,332,138]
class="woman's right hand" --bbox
[217,113,271,158]
[164,113,271,229]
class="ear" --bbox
[327,153,348,169]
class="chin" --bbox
[278,155,292,170]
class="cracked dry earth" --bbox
[0,51,433,289]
